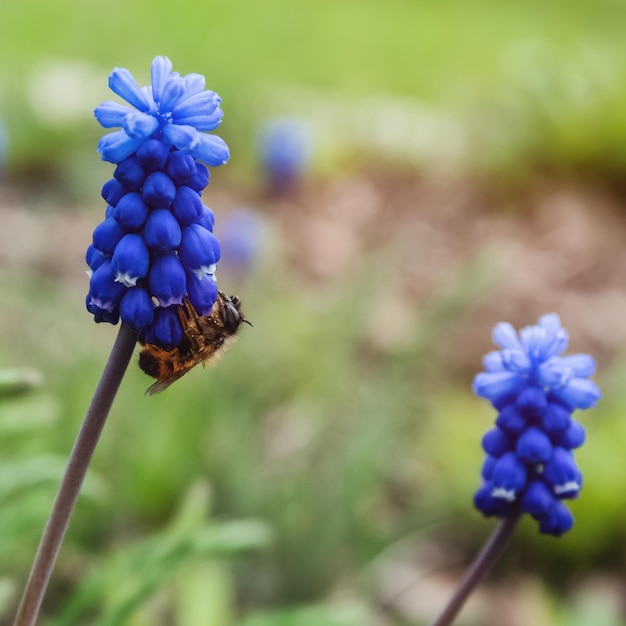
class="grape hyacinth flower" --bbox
[14,57,231,626]
[430,314,601,626]
[87,55,229,347]
[473,313,601,536]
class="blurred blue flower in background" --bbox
[257,117,312,194]
[216,207,267,275]
[86,56,228,347]
[473,314,601,536]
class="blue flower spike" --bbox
[473,314,601,536]
[86,56,229,346]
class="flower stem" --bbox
[429,508,522,626]
[13,323,138,626]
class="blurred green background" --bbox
[1,1,626,625]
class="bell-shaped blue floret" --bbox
[186,272,218,316]
[195,205,215,232]
[491,452,528,498]
[136,138,169,171]
[543,448,582,498]
[144,306,184,348]
[515,426,553,464]
[162,124,197,152]
[124,111,160,139]
[88,260,126,312]
[171,185,203,226]
[178,224,220,277]
[492,322,523,351]
[156,74,185,113]
[495,405,526,436]
[108,66,150,111]
[92,216,126,255]
[122,111,159,148]
[500,348,532,374]
[120,287,154,329]
[165,151,197,184]
[188,162,209,192]
[537,314,569,358]
[148,251,186,307]
[520,315,569,363]
[194,133,230,166]
[483,350,505,372]
[101,178,126,207]
[180,73,207,98]
[552,378,602,411]
[98,130,142,164]
[522,480,554,517]
[538,501,574,536]
[473,371,525,403]
[86,294,120,324]
[515,386,547,419]
[538,357,573,390]
[144,209,182,250]
[172,107,223,132]
[111,234,149,287]
[561,354,596,378]
[541,402,572,434]
[481,427,512,457]
[86,245,106,273]
[114,157,146,191]
[142,171,176,209]
[150,56,174,104]
[113,192,149,231]
[553,420,586,450]
[94,100,134,128]
[172,90,222,129]
[474,483,514,517]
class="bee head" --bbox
[223,294,253,330]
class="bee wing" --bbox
[145,373,185,396]
[146,337,239,393]
[145,380,172,396]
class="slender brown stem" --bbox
[430,508,522,626]
[13,324,138,626]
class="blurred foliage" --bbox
[49,481,272,626]
[240,603,372,626]
[2,0,626,189]
[0,249,618,624]
[1,0,625,624]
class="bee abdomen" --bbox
[139,349,175,380]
